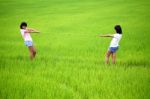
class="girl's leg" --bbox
[28,46,36,60]
[112,53,116,64]
[105,51,112,64]
[28,47,33,60]
[32,46,36,58]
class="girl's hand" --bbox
[98,34,104,37]
[98,34,114,37]
[97,34,101,37]
[34,30,40,33]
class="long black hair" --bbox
[20,22,27,29]
[114,25,122,34]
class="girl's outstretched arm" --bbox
[98,34,113,37]
[25,28,40,33]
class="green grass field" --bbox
[0,0,150,99]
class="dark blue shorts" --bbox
[109,47,119,53]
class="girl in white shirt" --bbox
[20,22,40,60]
[99,25,122,64]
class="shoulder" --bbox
[20,29,25,31]
[20,29,26,34]
[115,33,122,36]
[113,33,121,38]
[113,34,117,37]
[20,29,26,32]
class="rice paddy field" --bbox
[0,0,150,99]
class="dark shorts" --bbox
[109,47,119,53]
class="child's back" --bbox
[110,33,122,47]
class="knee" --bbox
[106,53,110,57]
[112,53,116,57]
[33,50,36,55]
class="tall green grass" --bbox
[0,0,150,98]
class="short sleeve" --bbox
[113,34,116,38]
[20,29,25,35]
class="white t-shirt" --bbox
[110,33,122,47]
[20,29,32,41]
